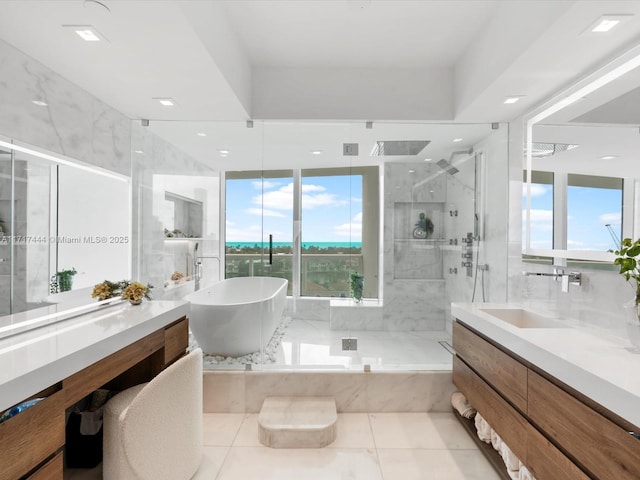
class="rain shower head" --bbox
[436,158,459,175]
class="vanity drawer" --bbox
[453,321,527,412]
[526,424,589,480]
[0,390,64,480]
[26,452,63,480]
[528,370,640,480]
[164,316,189,364]
[453,355,528,463]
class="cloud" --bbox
[253,182,349,210]
[523,184,549,198]
[332,212,362,239]
[523,209,553,232]
[245,207,286,217]
[225,220,262,242]
[599,212,621,225]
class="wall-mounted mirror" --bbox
[524,45,640,263]
[0,137,131,318]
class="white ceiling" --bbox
[0,0,640,167]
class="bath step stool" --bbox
[258,396,337,448]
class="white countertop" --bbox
[451,302,640,428]
[0,300,189,412]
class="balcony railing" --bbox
[225,253,364,297]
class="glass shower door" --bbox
[0,148,12,315]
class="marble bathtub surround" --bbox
[203,370,455,413]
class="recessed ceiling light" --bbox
[583,14,633,34]
[133,149,144,154]
[600,155,618,160]
[197,132,207,137]
[424,158,432,162]
[63,25,106,42]
[154,98,175,107]
[32,100,48,106]
[408,169,416,173]
[311,150,323,155]
[453,138,463,143]
[218,149,230,157]
[504,96,524,104]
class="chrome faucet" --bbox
[193,253,221,291]
[522,268,582,292]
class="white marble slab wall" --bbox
[0,39,131,176]
[203,370,455,413]
[383,162,447,330]
[131,122,220,297]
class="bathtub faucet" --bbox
[194,255,221,291]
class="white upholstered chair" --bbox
[103,348,203,480]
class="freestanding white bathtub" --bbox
[186,276,288,356]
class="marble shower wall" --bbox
[383,162,448,330]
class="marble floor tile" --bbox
[202,413,244,446]
[377,448,502,480]
[369,412,478,450]
[192,446,229,480]
[215,446,383,480]
[328,413,376,449]
[233,414,262,446]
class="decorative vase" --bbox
[129,299,142,306]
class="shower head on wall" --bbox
[436,158,459,175]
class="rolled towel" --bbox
[451,392,477,419]
[508,469,520,480]
[490,429,502,451]
[518,465,535,480]
[500,442,521,472]
[475,414,492,443]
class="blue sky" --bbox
[524,181,622,251]
[226,174,362,243]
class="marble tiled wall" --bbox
[0,38,214,307]
[203,370,455,413]
[383,162,448,330]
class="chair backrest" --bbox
[121,348,203,480]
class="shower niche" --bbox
[393,202,445,280]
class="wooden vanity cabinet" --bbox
[453,319,640,480]
[0,316,189,480]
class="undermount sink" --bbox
[479,308,564,328]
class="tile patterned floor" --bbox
[65,412,500,479]
[194,412,501,480]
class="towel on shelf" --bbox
[451,391,477,419]
[518,465,535,480]
[490,429,502,451]
[508,468,520,480]
[474,413,492,443]
[500,442,521,472]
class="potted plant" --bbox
[609,237,640,321]
[56,268,77,292]
[413,212,435,239]
[349,271,364,303]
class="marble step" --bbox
[258,396,337,448]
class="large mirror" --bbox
[524,45,640,263]
[0,137,131,318]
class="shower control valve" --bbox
[461,261,473,268]
[461,252,472,259]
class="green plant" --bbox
[56,268,77,292]
[349,271,364,302]
[609,237,640,304]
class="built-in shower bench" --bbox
[329,298,383,330]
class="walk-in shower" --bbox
[147,120,509,371]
